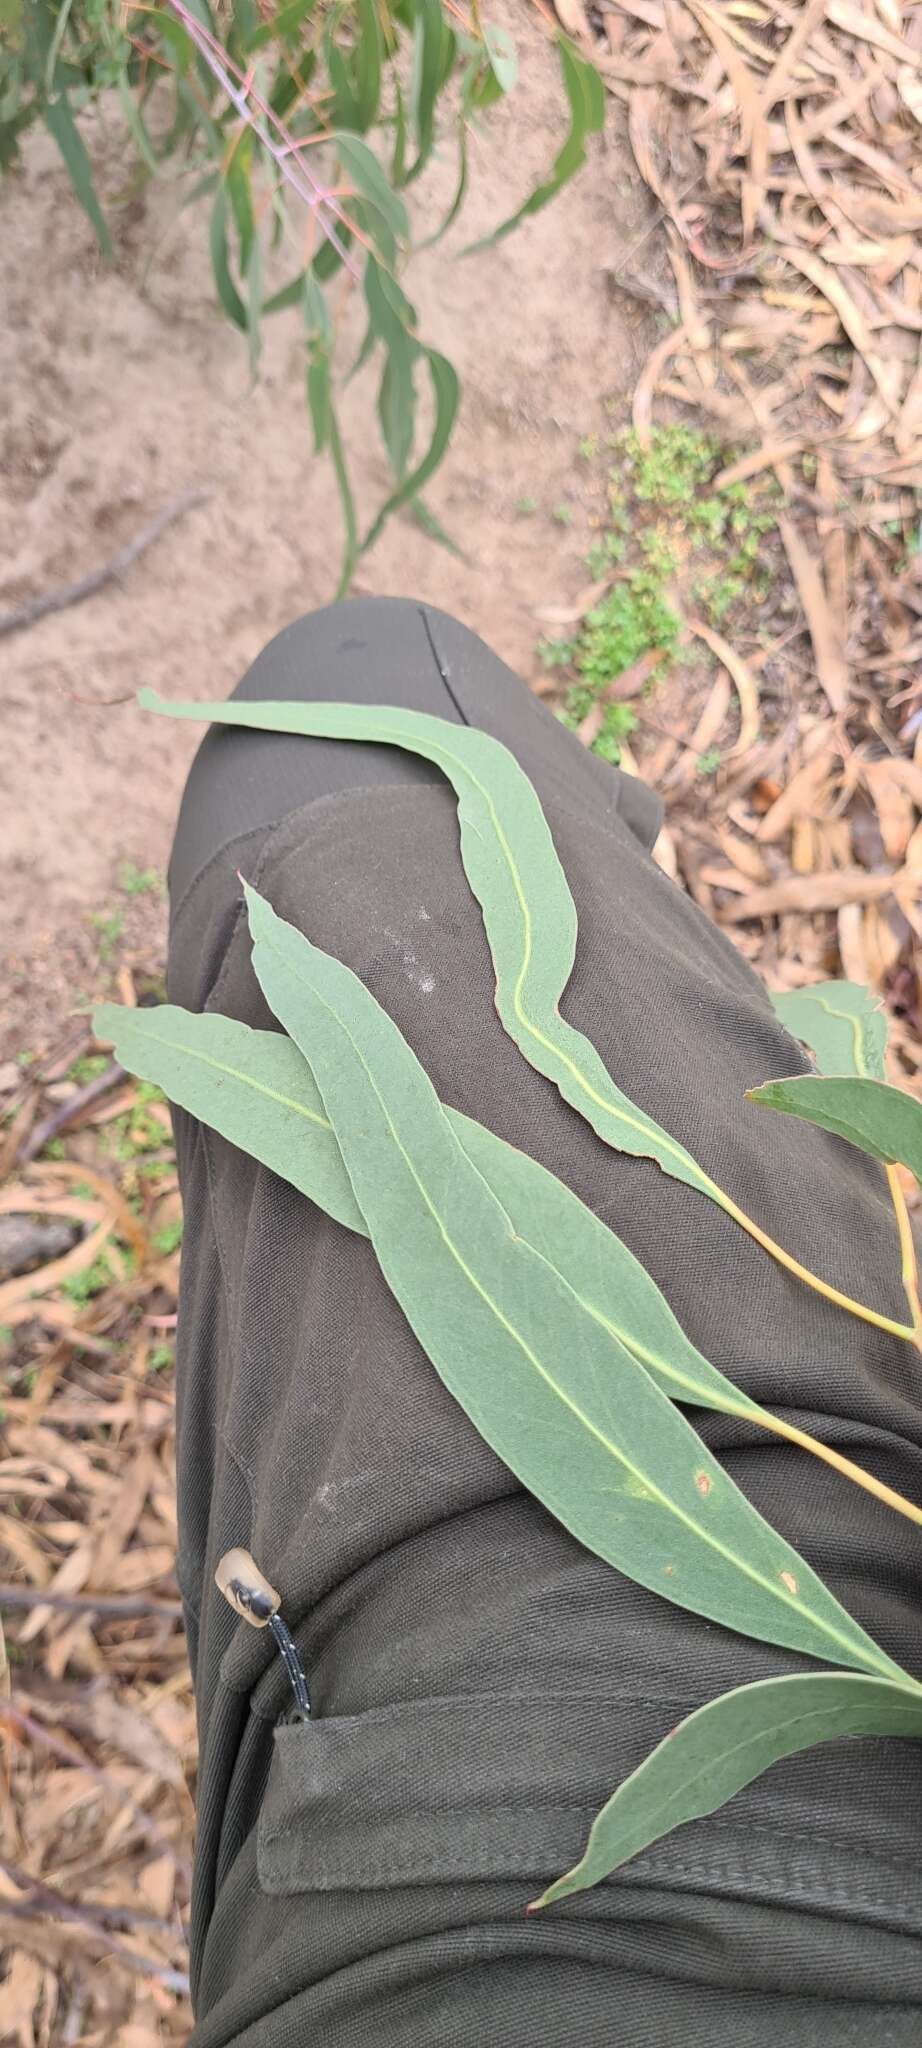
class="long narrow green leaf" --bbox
[95,996,913,1689]
[465,36,604,253]
[531,1671,922,1908]
[234,884,909,1680]
[44,91,112,257]
[209,187,247,330]
[364,253,418,479]
[87,998,905,1501]
[93,1004,365,1233]
[391,74,408,184]
[770,981,888,1080]
[416,112,467,248]
[360,347,458,550]
[262,271,306,315]
[409,494,467,560]
[407,0,445,179]
[334,131,409,247]
[378,347,416,478]
[138,696,723,1205]
[117,76,159,177]
[352,0,383,130]
[747,1074,922,1183]
[483,22,518,94]
[246,228,262,379]
[325,27,361,130]
[225,132,254,272]
[305,344,330,451]
[248,0,316,49]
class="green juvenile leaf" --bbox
[138,696,724,1203]
[262,271,306,315]
[306,343,330,450]
[117,76,159,176]
[246,224,262,378]
[334,130,409,247]
[352,0,383,130]
[145,7,194,72]
[484,22,517,94]
[209,186,247,330]
[44,90,113,257]
[93,1003,365,1233]
[94,995,911,1691]
[408,0,446,178]
[363,252,415,344]
[770,981,888,1080]
[226,133,254,272]
[328,395,358,599]
[312,225,354,281]
[416,112,467,247]
[531,1671,922,1908]
[325,27,362,129]
[409,494,467,560]
[361,346,458,550]
[271,57,315,118]
[364,253,418,479]
[78,1007,781,1426]
[248,0,316,49]
[379,346,416,478]
[236,883,908,1680]
[231,0,259,52]
[466,36,604,252]
[747,1074,922,1184]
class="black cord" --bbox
[268,1612,311,1717]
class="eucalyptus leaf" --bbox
[484,23,517,94]
[361,347,457,548]
[226,131,254,271]
[334,130,409,246]
[138,695,724,1207]
[246,223,262,378]
[90,999,913,1560]
[248,0,316,48]
[352,0,383,131]
[531,1671,922,1908]
[747,1075,922,1184]
[209,186,246,330]
[465,36,604,253]
[770,981,888,1080]
[229,883,908,1681]
[93,1003,364,1234]
[407,0,446,179]
[44,89,112,256]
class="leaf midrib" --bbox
[366,718,713,1188]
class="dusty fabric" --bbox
[167,598,922,2046]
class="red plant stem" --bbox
[166,0,360,277]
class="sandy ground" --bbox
[1,23,653,1058]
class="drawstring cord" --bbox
[215,1547,311,1719]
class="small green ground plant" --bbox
[0,0,604,589]
[97,690,922,1909]
[544,424,780,763]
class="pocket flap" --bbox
[257,1688,653,1895]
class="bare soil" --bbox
[1,24,653,1058]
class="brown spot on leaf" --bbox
[695,1470,712,1496]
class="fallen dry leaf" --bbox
[863,757,917,860]
[778,516,850,713]
[686,618,761,753]
[721,866,898,921]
